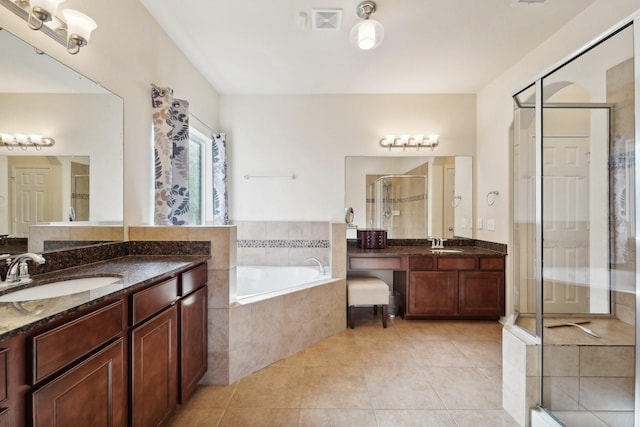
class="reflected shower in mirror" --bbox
[345,156,473,239]
[0,28,124,253]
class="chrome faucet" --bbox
[304,257,326,274]
[428,237,446,249]
[1,253,46,285]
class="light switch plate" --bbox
[487,219,496,231]
[477,217,483,230]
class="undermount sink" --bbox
[0,276,124,302]
[430,249,463,253]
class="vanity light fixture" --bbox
[26,0,64,30]
[379,134,440,151]
[350,1,384,50]
[61,9,97,55]
[0,0,97,55]
[0,133,55,150]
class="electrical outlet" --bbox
[477,217,483,230]
[461,218,467,229]
[487,219,496,231]
[392,210,400,216]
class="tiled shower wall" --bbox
[235,221,331,267]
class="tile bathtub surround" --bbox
[235,221,331,267]
[168,315,518,427]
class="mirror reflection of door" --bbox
[542,133,591,313]
[12,166,52,237]
[444,158,455,239]
[71,161,90,221]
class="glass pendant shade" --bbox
[350,19,384,50]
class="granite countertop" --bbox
[347,245,506,257]
[0,255,207,341]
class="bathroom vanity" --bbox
[348,243,506,319]
[0,256,208,427]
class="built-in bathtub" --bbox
[226,264,345,382]
[236,265,332,303]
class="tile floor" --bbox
[168,308,518,427]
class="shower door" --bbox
[370,175,427,238]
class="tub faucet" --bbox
[2,253,46,285]
[304,257,326,274]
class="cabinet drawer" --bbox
[0,349,6,402]
[437,257,477,270]
[181,263,207,296]
[349,256,402,270]
[479,257,505,271]
[30,301,124,384]
[130,277,178,326]
[409,256,434,270]
[31,338,125,427]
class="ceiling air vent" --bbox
[311,9,342,31]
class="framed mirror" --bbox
[345,156,473,239]
[0,29,124,254]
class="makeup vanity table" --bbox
[347,241,506,320]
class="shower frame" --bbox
[512,14,640,425]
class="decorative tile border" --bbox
[238,239,330,249]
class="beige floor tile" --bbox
[449,409,520,427]
[299,409,377,426]
[364,364,445,409]
[452,340,503,368]
[409,340,473,367]
[218,408,300,427]
[166,407,225,427]
[374,409,457,427]
[424,367,503,409]
[229,366,304,408]
[300,365,371,409]
[183,383,238,409]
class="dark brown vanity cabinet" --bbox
[29,301,127,427]
[31,338,126,427]
[178,263,208,403]
[130,278,179,427]
[403,255,505,320]
[0,261,208,427]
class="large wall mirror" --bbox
[0,29,124,254]
[345,156,473,239]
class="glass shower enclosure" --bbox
[368,175,428,239]
[513,20,637,426]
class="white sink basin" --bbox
[0,276,123,302]
[430,249,463,253]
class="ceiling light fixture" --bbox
[350,1,383,51]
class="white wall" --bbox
[220,94,476,222]
[0,0,219,228]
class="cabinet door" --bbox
[179,286,208,403]
[130,305,178,427]
[458,272,505,317]
[408,271,457,316]
[31,338,125,427]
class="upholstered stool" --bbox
[347,277,389,328]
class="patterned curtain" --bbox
[212,133,229,225]
[152,84,190,225]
